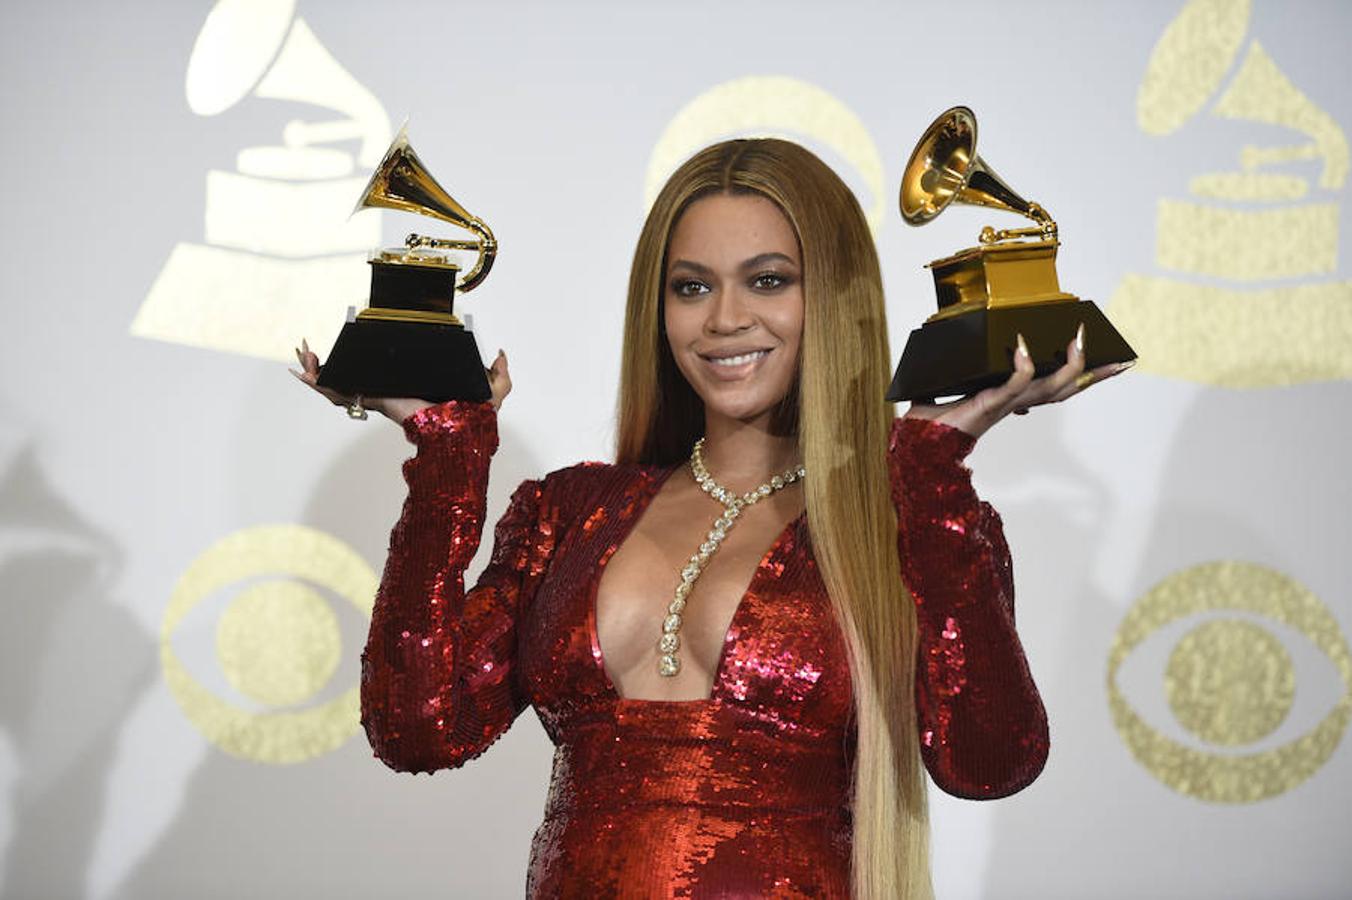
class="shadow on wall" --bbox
[980,381,1350,899]
[0,447,157,900]
[112,412,554,899]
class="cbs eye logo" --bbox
[644,75,886,235]
[1107,561,1352,802]
[160,525,377,764]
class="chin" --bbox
[696,387,789,424]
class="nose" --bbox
[705,285,755,335]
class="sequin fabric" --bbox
[360,401,1049,898]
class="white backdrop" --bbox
[1,0,1349,897]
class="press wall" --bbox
[1,1,1348,897]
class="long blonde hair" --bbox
[615,139,932,899]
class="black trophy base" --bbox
[316,318,491,403]
[885,300,1136,402]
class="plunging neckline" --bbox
[588,462,807,705]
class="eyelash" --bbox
[670,272,792,297]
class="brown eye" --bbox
[671,279,709,297]
[752,272,790,291]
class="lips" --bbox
[705,350,769,367]
[695,347,774,381]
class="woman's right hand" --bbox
[290,339,513,423]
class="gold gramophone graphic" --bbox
[886,106,1136,402]
[1109,0,1350,387]
[316,127,498,403]
[1105,0,1352,806]
[131,0,392,362]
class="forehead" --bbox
[667,193,800,263]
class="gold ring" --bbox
[1075,372,1096,391]
[346,395,368,420]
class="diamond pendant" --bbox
[657,439,806,678]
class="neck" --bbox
[696,411,801,493]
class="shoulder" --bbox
[526,459,673,521]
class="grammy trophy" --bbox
[886,106,1136,402]
[317,125,497,404]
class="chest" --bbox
[595,491,802,701]
[514,467,853,733]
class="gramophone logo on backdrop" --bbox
[1108,0,1350,386]
[142,0,390,765]
[130,0,391,362]
[1107,0,1352,803]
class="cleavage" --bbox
[594,473,802,702]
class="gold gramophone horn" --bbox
[900,106,1056,243]
[355,125,498,292]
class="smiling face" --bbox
[663,192,805,429]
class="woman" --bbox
[295,139,1127,898]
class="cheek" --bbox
[662,298,698,378]
[774,293,806,354]
[663,296,699,347]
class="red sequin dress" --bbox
[361,401,1048,899]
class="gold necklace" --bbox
[656,438,807,677]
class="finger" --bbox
[489,350,513,409]
[1101,359,1136,379]
[1019,327,1088,408]
[1047,326,1089,390]
[298,338,322,376]
[289,361,351,406]
[981,333,1036,413]
[1045,371,1098,404]
[1047,359,1134,404]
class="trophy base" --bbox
[316,318,492,403]
[885,299,1136,402]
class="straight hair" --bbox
[615,139,933,899]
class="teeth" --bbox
[709,350,768,367]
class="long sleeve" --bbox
[359,400,553,774]
[890,416,1050,799]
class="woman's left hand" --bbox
[903,324,1135,440]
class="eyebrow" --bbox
[668,252,799,276]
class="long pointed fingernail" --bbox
[1075,323,1085,356]
[1017,333,1030,359]
[1115,359,1137,373]
[288,368,303,380]
[302,338,310,353]
[295,347,303,363]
